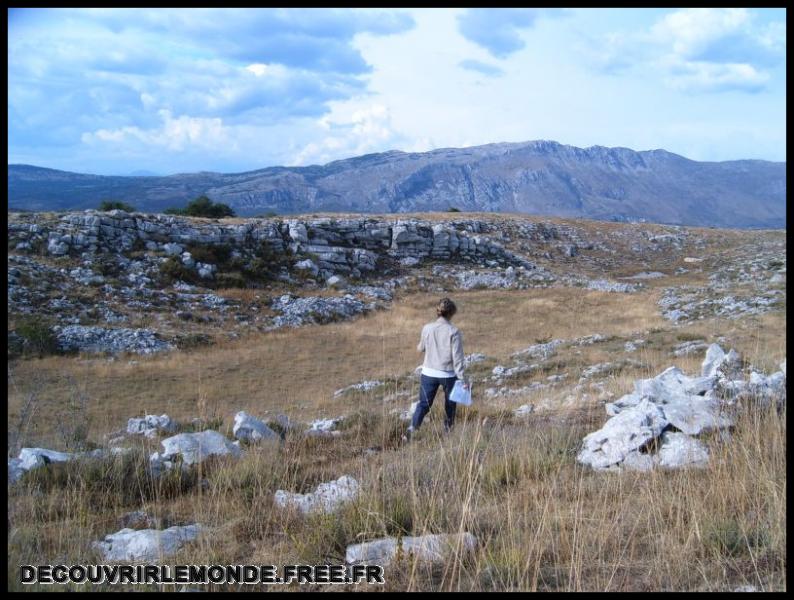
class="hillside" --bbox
[7,140,787,228]
[7,209,787,591]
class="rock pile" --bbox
[54,326,173,355]
[577,344,786,472]
[269,294,376,328]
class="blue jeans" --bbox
[411,374,457,431]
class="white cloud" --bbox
[663,60,769,93]
[82,109,231,151]
[650,8,750,58]
[584,8,785,93]
[290,103,403,165]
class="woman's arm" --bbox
[417,326,426,352]
[451,330,466,383]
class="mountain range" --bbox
[7,140,786,228]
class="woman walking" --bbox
[405,297,469,440]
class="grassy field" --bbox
[6,216,787,592]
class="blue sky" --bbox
[7,7,786,175]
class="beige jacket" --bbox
[418,317,466,380]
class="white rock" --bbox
[621,451,658,472]
[233,411,279,442]
[153,430,242,468]
[513,404,534,417]
[93,525,203,562]
[163,243,183,256]
[127,414,177,437]
[577,399,668,470]
[274,476,359,514]
[657,432,709,469]
[346,532,477,566]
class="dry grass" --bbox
[8,399,785,592]
[6,219,787,591]
[8,286,668,447]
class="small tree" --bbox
[99,200,136,212]
[447,206,461,213]
[164,196,235,218]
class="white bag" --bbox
[450,380,472,406]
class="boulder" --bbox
[232,411,279,442]
[577,399,668,470]
[274,476,359,514]
[345,532,477,566]
[127,414,177,438]
[656,431,709,469]
[93,524,203,562]
[151,430,242,470]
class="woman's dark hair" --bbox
[436,297,457,319]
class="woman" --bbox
[406,297,469,439]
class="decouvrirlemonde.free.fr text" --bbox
[21,564,385,585]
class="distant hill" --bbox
[7,140,786,228]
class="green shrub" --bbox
[173,333,214,350]
[164,196,235,219]
[447,207,462,212]
[185,243,233,266]
[98,200,136,212]
[158,257,200,285]
[13,316,60,358]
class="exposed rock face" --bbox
[55,326,173,355]
[345,532,477,566]
[232,411,279,442]
[93,525,203,562]
[274,475,359,515]
[14,211,535,278]
[269,294,376,328]
[9,141,786,229]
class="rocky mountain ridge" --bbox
[8,140,786,228]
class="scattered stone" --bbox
[512,339,565,360]
[127,414,178,438]
[513,404,534,417]
[274,476,359,515]
[150,430,242,474]
[270,294,375,328]
[232,411,279,442]
[673,340,708,357]
[119,510,163,530]
[55,326,173,355]
[464,353,487,367]
[305,417,343,436]
[93,524,203,562]
[334,380,383,398]
[345,532,477,566]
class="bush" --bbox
[158,257,200,285]
[165,196,236,219]
[447,207,462,212]
[98,200,136,212]
[185,243,233,266]
[13,316,60,358]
